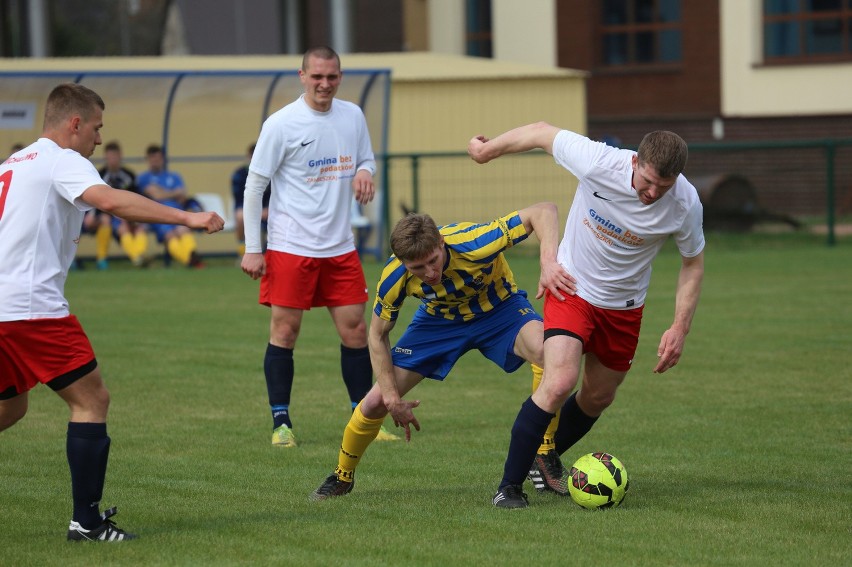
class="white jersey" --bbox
[0,138,99,321]
[250,94,376,257]
[552,130,705,310]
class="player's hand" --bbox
[352,170,375,205]
[386,398,421,442]
[188,211,225,233]
[467,135,491,164]
[537,260,576,301]
[241,252,266,280]
[654,327,687,373]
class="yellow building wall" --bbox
[386,76,585,232]
[0,54,586,257]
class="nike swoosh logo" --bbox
[300,140,315,147]
[593,192,612,201]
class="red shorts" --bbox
[0,315,97,399]
[259,250,369,309]
[543,292,643,371]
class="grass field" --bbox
[1,232,850,566]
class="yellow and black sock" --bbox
[531,363,560,454]
[336,403,384,481]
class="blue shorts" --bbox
[149,200,183,242]
[391,292,542,380]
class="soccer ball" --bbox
[568,452,629,509]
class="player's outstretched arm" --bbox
[368,313,421,441]
[81,183,224,233]
[467,121,562,164]
[654,251,704,373]
[517,202,576,301]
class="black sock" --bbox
[264,343,294,428]
[499,397,555,490]
[554,392,599,455]
[67,422,110,529]
[340,345,372,410]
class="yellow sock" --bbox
[237,242,246,256]
[119,233,137,261]
[336,403,384,481]
[167,237,191,265]
[133,232,149,259]
[181,232,197,256]
[95,224,111,261]
[531,363,560,454]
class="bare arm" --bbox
[516,202,576,301]
[367,313,421,441]
[468,121,562,164]
[81,184,224,233]
[654,251,704,373]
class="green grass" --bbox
[1,234,850,566]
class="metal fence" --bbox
[380,138,852,251]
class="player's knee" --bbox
[270,321,300,346]
[339,323,367,348]
[359,387,387,419]
[529,347,544,369]
[86,385,111,418]
[581,388,616,413]
[533,382,575,414]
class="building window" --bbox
[599,0,682,67]
[466,0,492,58]
[764,0,852,63]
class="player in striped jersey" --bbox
[311,202,577,500]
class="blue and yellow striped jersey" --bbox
[373,211,529,322]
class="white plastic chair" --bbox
[194,192,235,232]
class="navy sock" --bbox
[264,343,294,429]
[271,405,290,429]
[340,345,372,409]
[554,392,599,455]
[499,397,555,490]
[67,422,110,530]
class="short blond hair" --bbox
[43,83,104,130]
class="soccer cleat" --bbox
[67,507,136,542]
[310,473,354,501]
[188,251,205,269]
[492,485,529,509]
[528,449,569,495]
[96,259,109,271]
[271,424,297,447]
[375,425,400,442]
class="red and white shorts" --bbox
[0,315,97,399]
[543,292,643,372]
[260,249,369,310]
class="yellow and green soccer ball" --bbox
[568,452,629,509]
